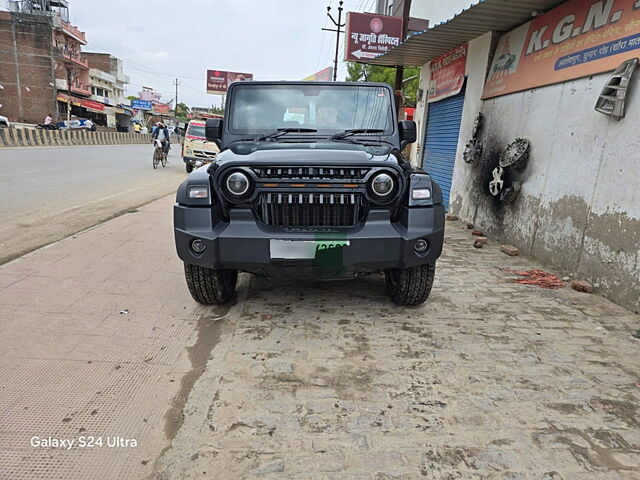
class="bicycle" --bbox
[152,139,168,169]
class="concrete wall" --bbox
[0,11,57,124]
[450,72,640,313]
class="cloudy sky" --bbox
[5,0,474,107]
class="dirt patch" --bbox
[162,305,233,445]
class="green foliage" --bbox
[174,102,191,121]
[345,63,420,107]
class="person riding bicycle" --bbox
[151,122,170,156]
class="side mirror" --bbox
[205,118,223,145]
[399,120,417,151]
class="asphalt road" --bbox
[0,144,186,264]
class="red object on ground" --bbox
[503,269,565,289]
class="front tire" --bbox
[185,164,193,173]
[184,263,238,305]
[385,262,436,306]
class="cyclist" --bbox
[152,121,170,158]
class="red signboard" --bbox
[80,99,104,112]
[206,70,254,95]
[302,67,334,81]
[345,12,403,62]
[153,103,171,114]
[428,43,468,102]
[483,0,640,99]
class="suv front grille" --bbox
[251,167,370,181]
[256,193,366,228]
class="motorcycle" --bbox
[35,123,60,130]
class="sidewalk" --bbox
[0,195,219,479]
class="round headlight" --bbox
[371,173,394,197]
[226,171,250,196]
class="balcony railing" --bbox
[57,48,89,68]
[52,15,87,44]
[70,82,91,96]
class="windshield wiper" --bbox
[256,128,317,141]
[330,129,385,141]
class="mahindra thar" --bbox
[174,81,445,306]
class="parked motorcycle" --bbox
[35,123,60,130]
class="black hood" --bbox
[215,143,398,166]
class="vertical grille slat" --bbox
[256,192,364,228]
[251,165,371,228]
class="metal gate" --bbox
[422,88,466,209]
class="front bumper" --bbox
[174,205,445,277]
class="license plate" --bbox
[270,240,350,260]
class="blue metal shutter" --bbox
[422,88,465,209]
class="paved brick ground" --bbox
[0,195,638,479]
[157,220,640,479]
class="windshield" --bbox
[229,85,394,136]
[187,124,206,138]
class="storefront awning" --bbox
[368,0,567,67]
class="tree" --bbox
[174,102,191,121]
[345,62,421,108]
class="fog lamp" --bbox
[191,239,206,253]
[414,239,429,253]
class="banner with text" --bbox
[428,43,468,102]
[345,12,403,62]
[207,70,253,95]
[483,0,640,99]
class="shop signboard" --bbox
[153,103,171,114]
[428,43,468,102]
[206,70,254,95]
[345,12,403,62]
[302,67,334,81]
[483,0,640,99]
[81,99,105,113]
[131,99,152,110]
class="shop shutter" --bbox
[422,88,465,209]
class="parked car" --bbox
[174,81,445,306]
[181,119,220,173]
[0,115,10,128]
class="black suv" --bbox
[174,81,445,305]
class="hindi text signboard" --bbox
[207,70,254,95]
[345,12,403,62]
[483,0,640,99]
[428,44,468,102]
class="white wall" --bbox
[450,72,640,313]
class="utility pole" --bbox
[394,0,412,115]
[322,1,345,81]
[173,78,180,114]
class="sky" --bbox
[3,0,475,108]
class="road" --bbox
[0,144,185,264]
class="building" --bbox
[374,0,429,33]
[0,0,95,124]
[83,52,132,129]
[369,0,640,312]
